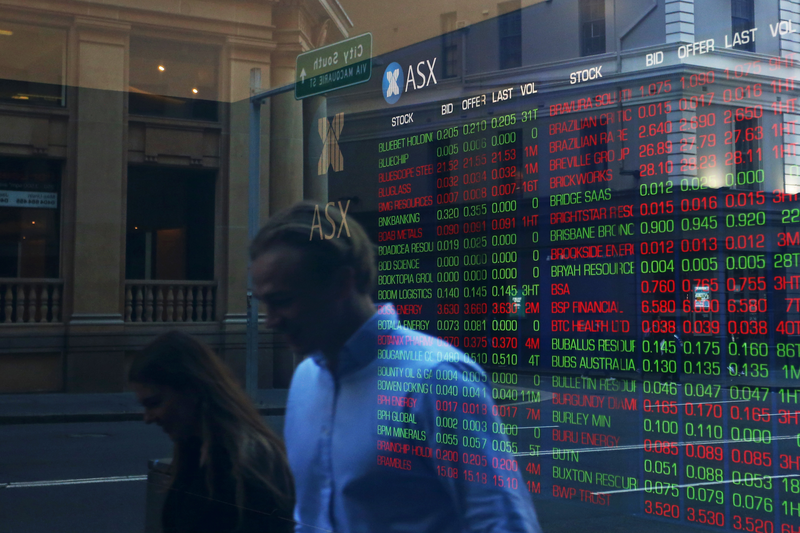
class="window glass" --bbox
[125,166,215,281]
[441,12,460,78]
[129,37,219,121]
[579,0,606,56]
[0,157,60,278]
[0,21,65,106]
[731,0,756,52]
[498,1,522,69]
[309,2,800,531]
[8,1,800,532]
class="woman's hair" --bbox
[249,201,377,294]
[129,331,294,522]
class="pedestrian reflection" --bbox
[130,331,295,533]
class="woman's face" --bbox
[132,382,200,442]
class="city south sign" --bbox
[295,33,372,99]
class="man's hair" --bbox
[249,201,376,294]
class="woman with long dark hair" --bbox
[129,331,294,533]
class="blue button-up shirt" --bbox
[284,304,541,533]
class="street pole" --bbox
[246,68,262,401]
[246,72,294,401]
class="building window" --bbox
[498,1,522,70]
[129,37,219,121]
[731,0,756,52]
[0,158,61,278]
[0,22,66,106]
[441,12,460,78]
[125,167,215,281]
[580,0,606,57]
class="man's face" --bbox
[251,245,336,355]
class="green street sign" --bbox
[295,33,372,99]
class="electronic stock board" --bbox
[324,13,800,533]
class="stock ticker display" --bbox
[327,21,800,533]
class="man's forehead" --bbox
[253,245,310,287]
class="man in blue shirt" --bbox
[250,202,541,533]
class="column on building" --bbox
[779,1,800,192]
[666,104,698,185]
[780,0,800,58]
[269,52,305,213]
[267,51,304,387]
[303,95,328,202]
[65,18,129,392]
[261,2,349,387]
[665,1,696,186]
[665,0,695,44]
[784,111,800,192]
[222,37,275,387]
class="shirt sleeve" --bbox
[419,357,543,533]
[283,360,321,533]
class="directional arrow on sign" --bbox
[295,33,372,99]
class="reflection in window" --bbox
[129,37,219,121]
[731,0,756,52]
[580,0,606,57]
[0,158,60,278]
[733,116,761,190]
[498,1,521,70]
[580,121,608,193]
[125,166,215,281]
[441,12,460,79]
[788,163,800,195]
[0,22,65,106]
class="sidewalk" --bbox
[0,389,288,425]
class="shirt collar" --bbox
[311,303,396,377]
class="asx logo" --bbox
[318,113,344,174]
[382,58,438,104]
[309,200,351,240]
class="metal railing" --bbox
[0,279,63,324]
[125,281,216,323]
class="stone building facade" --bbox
[0,0,350,393]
